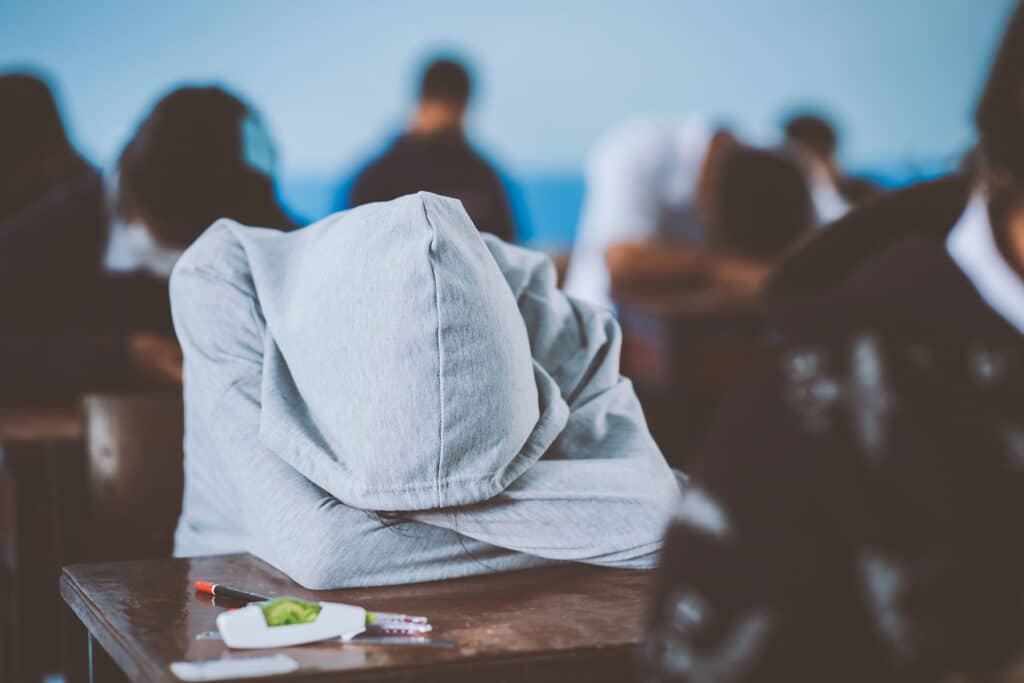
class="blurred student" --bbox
[110,85,295,280]
[0,82,294,397]
[597,147,814,304]
[104,85,297,381]
[0,73,105,323]
[347,57,516,242]
[0,72,144,396]
[171,192,680,588]
[784,113,882,223]
[646,3,1024,680]
[563,118,737,309]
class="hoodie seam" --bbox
[421,195,446,509]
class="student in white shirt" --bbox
[569,139,815,309]
[783,113,883,225]
[563,119,735,309]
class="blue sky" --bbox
[2,0,1016,177]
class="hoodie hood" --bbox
[224,192,568,511]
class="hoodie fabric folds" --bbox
[171,192,680,588]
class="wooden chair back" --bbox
[82,393,184,562]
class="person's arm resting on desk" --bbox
[605,241,770,298]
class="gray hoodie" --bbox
[171,192,681,589]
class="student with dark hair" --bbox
[346,57,516,242]
[0,81,295,397]
[113,86,295,255]
[0,72,104,321]
[784,112,882,223]
[98,85,296,382]
[784,114,836,162]
[710,147,814,262]
[420,58,471,102]
[0,73,93,223]
[109,86,295,313]
[600,147,814,301]
[108,86,295,278]
[0,72,142,396]
[646,3,1024,680]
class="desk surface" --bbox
[0,401,82,443]
[62,553,653,683]
[615,286,760,320]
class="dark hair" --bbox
[784,114,838,160]
[419,58,471,105]
[712,147,815,260]
[0,72,89,219]
[976,1,1024,183]
[116,85,292,248]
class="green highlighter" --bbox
[218,596,366,648]
[260,597,323,627]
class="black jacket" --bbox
[646,176,1024,682]
[0,169,171,398]
[348,131,516,243]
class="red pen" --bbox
[194,581,270,603]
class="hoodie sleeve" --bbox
[406,238,683,568]
[170,221,556,589]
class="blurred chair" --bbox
[0,460,12,683]
[615,288,773,469]
[82,393,184,562]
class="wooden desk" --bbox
[62,554,652,683]
[0,401,87,683]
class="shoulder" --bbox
[0,167,104,235]
[169,220,271,353]
[767,230,979,348]
[169,219,258,315]
[173,219,249,276]
[766,174,970,299]
[351,154,390,189]
[351,139,404,186]
[481,235,558,295]
[459,141,506,184]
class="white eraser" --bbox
[170,654,299,681]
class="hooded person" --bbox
[170,191,681,588]
[644,3,1024,681]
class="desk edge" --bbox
[61,568,173,683]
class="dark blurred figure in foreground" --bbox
[646,3,1024,681]
[0,81,294,397]
[784,113,883,223]
[347,57,516,242]
[603,147,814,303]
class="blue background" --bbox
[2,0,1018,247]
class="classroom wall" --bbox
[2,0,1017,245]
